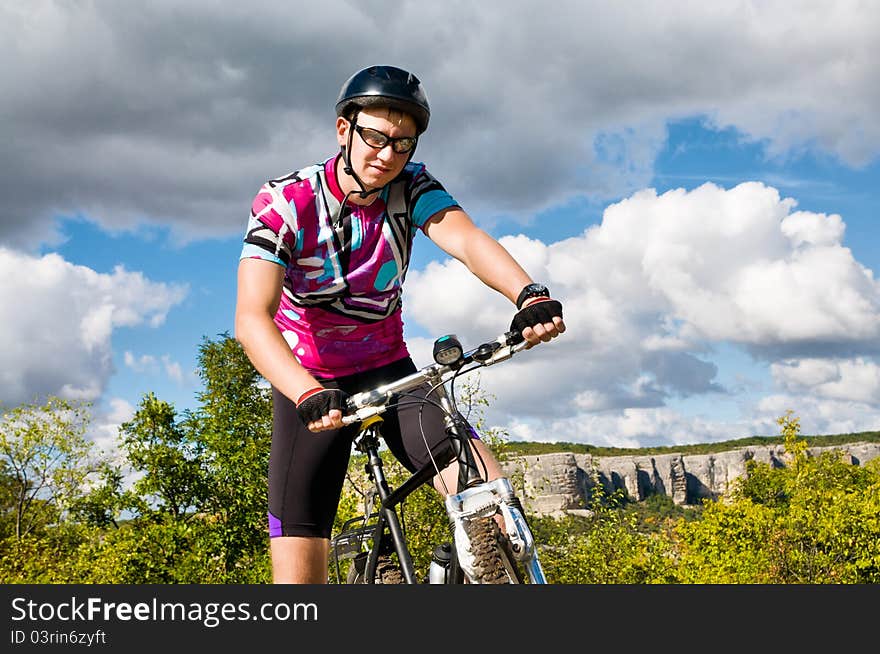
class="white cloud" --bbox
[161,356,184,384]
[0,248,188,405]
[124,350,189,385]
[755,394,880,437]
[124,351,159,374]
[771,358,880,405]
[403,181,880,443]
[87,397,135,462]
[500,409,752,450]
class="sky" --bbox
[2,0,878,453]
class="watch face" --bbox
[518,283,550,308]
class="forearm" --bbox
[458,230,534,305]
[235,311,321,403]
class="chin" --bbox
[363,172,393,188]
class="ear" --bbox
[336,117,349,148]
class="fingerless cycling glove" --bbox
[509,298,564,342]
[295,387,350,424]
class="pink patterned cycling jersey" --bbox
[240,154,459,378]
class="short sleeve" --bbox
[407,163,460,229]
[240,183,298,267]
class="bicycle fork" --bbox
[426,375,547,584]
[445,477,548,584]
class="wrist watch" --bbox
[516,283,550,310]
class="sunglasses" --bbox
[354,124,418,154]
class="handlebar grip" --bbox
[506,329,525,345]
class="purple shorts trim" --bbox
[268,512,283,538]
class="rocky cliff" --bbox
[500,442,880,516]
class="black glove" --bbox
[509,298,564,344]
[295,387,350,425]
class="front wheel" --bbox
[461,515,526,584]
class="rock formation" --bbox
[500,442,880,516]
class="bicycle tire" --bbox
[346,554,405,584]
[462,515,525,584]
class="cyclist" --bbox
[235,65,565,583]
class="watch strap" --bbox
[516,284,550,310]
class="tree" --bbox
[68,463,128,529]
[0,397,97,539]
[119,393,209,520]
[184,333,273,581]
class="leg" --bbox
[268,387,355,585]
[432,438,504,495]
[271,537,330,584]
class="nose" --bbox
[375,143,397,163]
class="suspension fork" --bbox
[424,377,548,584]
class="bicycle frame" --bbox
[331,330,547,584]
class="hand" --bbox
[295,387,350,432]
[509,298,565,349]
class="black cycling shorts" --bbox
[268,357,471,539]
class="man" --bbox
[235,65,565,583]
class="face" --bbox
[336,106,418,191]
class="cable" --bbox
[448,365,491,481]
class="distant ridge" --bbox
[503,430,880,458]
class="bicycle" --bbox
[329,328,548,585]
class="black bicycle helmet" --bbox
[335,65,430,134]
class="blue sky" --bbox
[4,1,879,451]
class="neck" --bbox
[335,156,379,206]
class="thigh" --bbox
[331,357,454,474]
[382,381,456,474]
[268,386,357,539]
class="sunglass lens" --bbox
[360,128,387,148]
[393,138,416,153]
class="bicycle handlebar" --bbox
[341,329,529,425]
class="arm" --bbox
[423,207,565,346]
[234,258,344,430]
[423,207,533,304]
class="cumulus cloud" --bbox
[124,351,189,385]
[755,394,879,437]
[87,397,136,462]
[0,248,188,406]
[403,181,880,444]
[124,352,159,374]
[2,1,878,247]
[771,358,880,405]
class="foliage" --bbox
[0,397,98,540]
[531,483,678,584]
[454,375,512,462]
[0,334,273,584]
[119,393,209,520]
[2,347,877,586]
[671,411,880,583]
[180,333,273,581]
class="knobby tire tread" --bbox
[347,554,405,584]
[463,515,520,584]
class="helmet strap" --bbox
[338,108,418,215]
[340,111,382,201]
